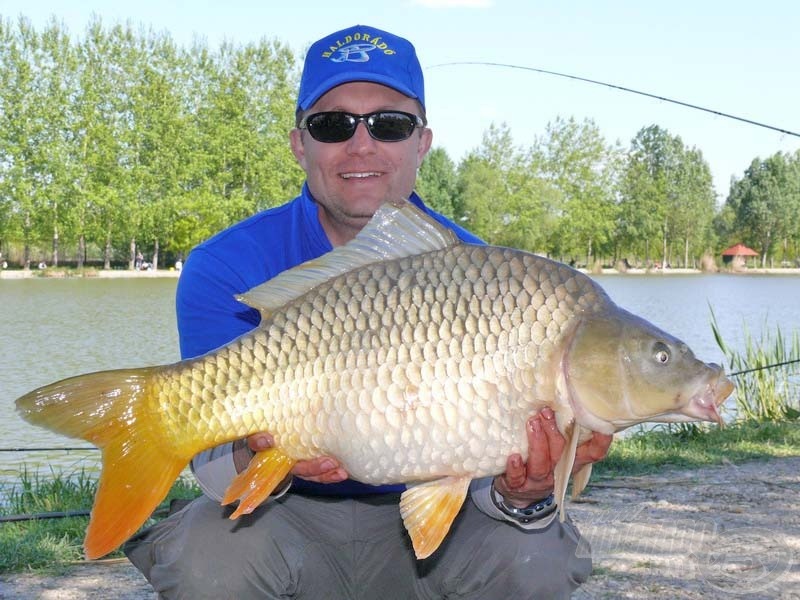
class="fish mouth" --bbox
[681,366,734,426]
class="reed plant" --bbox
[711,310,800,422]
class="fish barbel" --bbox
[16,199,734,560]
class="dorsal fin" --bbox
[237,199,460,316]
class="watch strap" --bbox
[490,484,557,523]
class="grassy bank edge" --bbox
[594,419,799,478]
[0,474,199,574]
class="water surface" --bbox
[1,278,179,488]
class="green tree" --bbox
[456,152,506,242]
[713,201,738,251]
[727,152,799,266]
[456,123,551,250]
[71,21,134,268]
[174,39,301,255]
[417,146,459,218]
[619,125,674,265]
[534,116,620,264]
[780,150,800,264]
[0,18,52,268]
[36,20,79,267]
[0,18,305,267]
[619,125,715,268]
[126,30,191,269]
[0,18,17,256]
[668,147,716,267]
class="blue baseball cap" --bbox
[297,25,425,112]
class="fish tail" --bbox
[16,368,191,559]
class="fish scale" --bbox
[150,244,598,485]
[16,199,734,560]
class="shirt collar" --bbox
[300,182,428,249]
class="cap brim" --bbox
[298,72,419,111]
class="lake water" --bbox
[0,278,181,491]
[2,273,799,491]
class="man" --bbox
[125,24,612,599]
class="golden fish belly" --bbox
[156,245,605,483]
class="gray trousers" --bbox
[125,493,591,600]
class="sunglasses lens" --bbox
[368,112,417,141]
[305,113,355,143]
[303,112,420,143]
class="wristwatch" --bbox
[490,484,557,523]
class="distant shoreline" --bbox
[2,266,800,280]
[0,268,181,279]
[585,267,800,276]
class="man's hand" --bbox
[235,433,349,484]
[493,407,612,508]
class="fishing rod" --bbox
[728,357,800,377]
[427,61,800,138]
[0,509,91,523]
[0,505,172,524]
[0,447,96,452]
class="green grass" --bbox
[593,420,799,478]
[0,468,200,573]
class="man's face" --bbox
[290,81,432,244]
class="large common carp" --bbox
[16,199,733,560]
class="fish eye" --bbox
[653,342,671,365]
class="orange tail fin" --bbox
[16,368,192,559]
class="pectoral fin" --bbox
[399,476,471,559]
[222,447,295,518]
[553,419,580,522]
[570,463,593,499]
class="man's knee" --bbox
[507,519,591,594]
[420,512,592,599]
[125,496,297,599]
[477,519,592,598]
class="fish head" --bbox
[562,308,734,434]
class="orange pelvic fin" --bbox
[222,447,295,518]
[399,476,471,559]
[16,368,190,559]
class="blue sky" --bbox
[2,0,799,199]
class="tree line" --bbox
[2,17,799,270]
[419,123,800,269]
[0,17,303,270]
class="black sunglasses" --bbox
[298,110,426,143]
